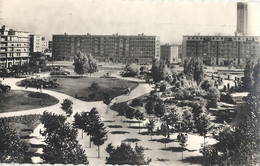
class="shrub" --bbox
[131,99,143,107]
[220,93,236,104]
[160,83,167,92]
[88,93,96,99]
[89,82,100,90]
[106,143,151,165]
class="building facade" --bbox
[236,2,248,35]
[182,35,260,67]
[0,25,30,69]
[52,33,160,63]
[160,44,179,63]
[30,35,49,53]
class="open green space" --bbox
[0,90,59,113]
[50,77,138,101]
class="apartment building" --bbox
[160,44,180,63]
[182,35,260,66]
[52,33,160,64]
[0,25,30,69]
[30,35,49,53]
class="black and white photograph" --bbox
[0,0,259,165]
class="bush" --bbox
[160,83,167,92]
[89,82,100,90]
[88,93,96,99]
[131,99,143,107]
[106,143,151,165]
[220,93,236,104]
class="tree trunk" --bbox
[82,129,83,139]
[182,151,184,160]
[98,145,100,158]
[121,115,123,121]
[165,142,166,149]
[139,122,140,133]
[204,135,206,149]
[106,105,108,113]
[151,134,153,140]
[89,135,92,148]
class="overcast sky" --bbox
[0,0,260,44]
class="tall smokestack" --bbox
[236,2,248,35]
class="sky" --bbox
[0,0,260,44]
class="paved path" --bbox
[0,76,216,165]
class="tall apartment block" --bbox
[236,2,248,35]
[52,33,160,64]
[160,44,180,63]
[182,35,260,66]
[30,35,49,53]
[0,25,30,69]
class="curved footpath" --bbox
[0,75,216,166]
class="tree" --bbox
[61,99,73,118]
[242,60,254,91]
[40,111,67,134]
[183,58,204,84]
[91,119,107,158]
[195,113,211,149]
[103,92,114,113]
[122,63,140,77]
[160,123,170,149]
[177,133,188,160]
[206,87,220,108]
[162,107,179,136]
[73,51,98,75]
[89,82,100,90]
[105,143,151,165]
[182,109,194,132]
[134,110,144,133]
[146,118,156,140]
[85,108,100,147]
[154,102,165,118]
[125,108,136,126]
[0,119,27,163]
[41,122,88,164]
[73,112,89,139]
[151,60,172,83]
[145,100,155,117]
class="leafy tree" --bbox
[40,111,66,134]
[200,79,214,91]
[145,100,155,117]
[73,112,89,139]
[206,87,220,108]
[154,102,165,118]
[122,63,140,77]
[134,110,145,133]
[0,119,27,163]
[73,51,97,75]
[91,119,107,158]
[125,108,136,126]
[160,123,170,148]
[105,143,151,165]
[41,122,88,164]
[103,92,114,113]
[85,108,100,147]
[162,107,179,136]
[177,133,188,160]
[200,145,220,165]
[182,109,194,132]
[242,60,254,91]
[146,118,156,140]
[195,113,211,149]
[151,60,172,83]
[61,99,73,118]
[183,58,204,84]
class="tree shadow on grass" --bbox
[110,131,130,134]
[30,143,45,148]
[20,135,36,139]
[182,156,205,165]
[122,138,140,143]
[104,120,115,123]
[107,125,122,128]
[139,131,161,136]
[149,138,178,144]
[156,158,169,162]
[128,126,147,129]
[161,146,187,152]
[123,120,141,124]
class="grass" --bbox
[50,77,138,101]
[0,90,58,113]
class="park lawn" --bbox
[0,90,59,113]
[51,77,138,101]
